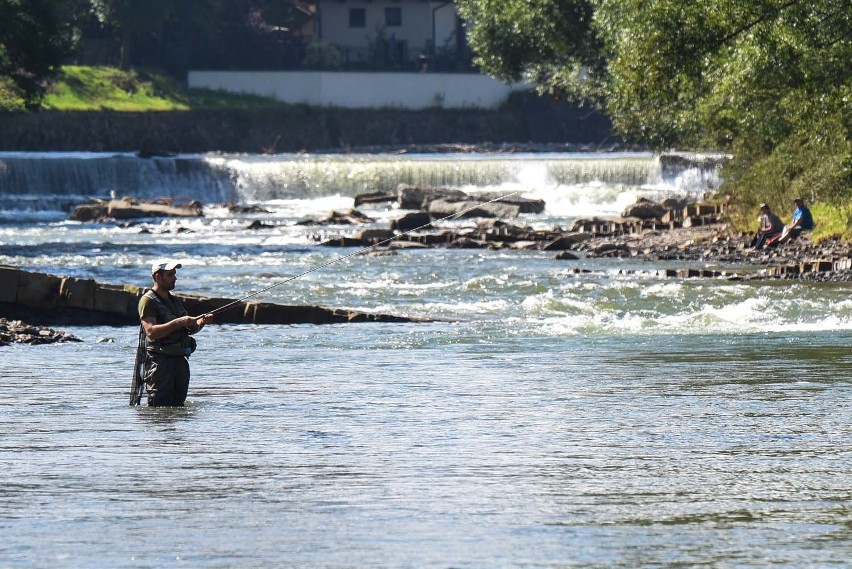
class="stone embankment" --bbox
[0,266,418,338]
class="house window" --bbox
[349,8,366,28]
[385,7,401,27]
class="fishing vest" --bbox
[141,290,195,357]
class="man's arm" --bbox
[187,313,214,335]
[141,315,198,340]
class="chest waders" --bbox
[129,290,194,406]
[130,326,148,405]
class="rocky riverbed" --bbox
[0,318,82,346]
[67,186,852,283]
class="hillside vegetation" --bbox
[0,66,283,112]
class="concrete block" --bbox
[17,270,61,309]
[246,302,341,325]
[59,277,96,310]
[94,284,137,316]
[0,265,20,303]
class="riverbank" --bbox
[0,101,615,154]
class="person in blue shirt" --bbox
[776,197,815,245]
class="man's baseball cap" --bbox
[151,260,182,275]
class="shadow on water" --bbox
[133,402,199,428]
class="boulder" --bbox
[621,198,666,220]
[470,194,546,214]
[397,184,468,210]
[541,233,592,251]
[428,199,521,219]
[391,212,432,232]
[106,198,203,219]
[297,209,373,226]
[69,198,203,221]
[69,202,108,222]
[354,191,396,207]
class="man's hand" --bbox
[196,313,214,327]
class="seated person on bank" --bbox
[775,197,815,245]
[750,203,784,249]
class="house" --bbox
[312,0,468,69]
[187,0,525,109]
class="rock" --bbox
[106,198,203,219]
[355,228,394,242]
[69,202,108,222]
[227,203,271,214]
[588,243,632,257]
[397,184,468,210]
[297,209,373,225]
[447,237,490,249]
[0,318,82,345]
[470,193,546,214]
[555,251,580,260]
[391,212,432,232]
[246,220,274,230]
[542,233,592,250]
[354,191,397,207]
[621,198,666,220]
[428,199,521,219]
[69,198,203,221]
[661,197,691,211]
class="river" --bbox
[1,151,850,567]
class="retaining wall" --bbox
[0,266,414,326]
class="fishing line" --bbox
[202,191,521,317]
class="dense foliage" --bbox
[0,0,82,109]
[458,0,852,218]
[0,0,311,109]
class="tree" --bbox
[89,0,174,68]
[458,0,852,207]
[456,0,605,103]
[0,0,81,109]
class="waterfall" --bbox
[0,151,725,213]
[0,152,238,212]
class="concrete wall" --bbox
[188,70,526,110]
[0,266,413,326]
[317,0,456,57]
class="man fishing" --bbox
[131,260,214,406]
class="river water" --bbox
[1,152,850,567]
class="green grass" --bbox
[809,203,852,243]
[40,65,285,111]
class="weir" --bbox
[0,151,725,212]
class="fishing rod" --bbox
[202,191,521,317]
